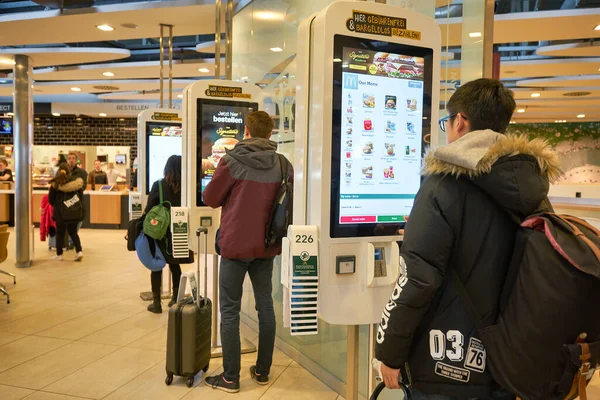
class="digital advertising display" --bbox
[331,35,433,238]
[145,121,182,194]
[196,99,259,206]
[0,117,13,135]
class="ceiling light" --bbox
[469,32,482,38]
[531,93,541,98]
[52,113,60,117]
[96,24,114,32]
[510,121,516,124]
[270,47,283,52]
[177,94,183,99]
[333,58,342,63]
[241,76,248,80]
[7,112,14,116]
[517,109,525,113]
[198,68,210,73]
[577,114,586,118]
[0,59,15,65]
[254,11,284,21]
[99,113,107,117]
[595,25,600,31]
[103,71,115,77]
[70,87,81,92]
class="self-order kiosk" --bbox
[290,2,441,327]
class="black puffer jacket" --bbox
[48,177,85,223]
[375,130,562,399]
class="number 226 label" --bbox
[464,337,486,373]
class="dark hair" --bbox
[447,78,516,134]
[67,152,77,159]
[50,163,71,187]
[245,111,274,139]
[0,159,7,167]
[164,155,182,193]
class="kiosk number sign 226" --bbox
[295,235,314,244]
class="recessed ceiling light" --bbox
[333,58,342,63]
[469,32,482,38]
[510,121,516,124]
[103,71,115,77]
[99,113,107,117]
[177,94,183,99]
[517,109,525,113]
[270,47,283,52]
[52,113,60,117]
[595,24,600,31]
[531,93,541,98]
[254,11,284,21]
[0,59,15,65]
[198,68,210,73]
[241,76,249,80]
[96,24,114,31]
[577,114,586,118]
[70,87,81,92]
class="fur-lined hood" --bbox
[55,177,84,193]
[423,130,562,219]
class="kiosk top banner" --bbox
[346,9,421,41]
[151,112,181,122]
[205,85,252,99]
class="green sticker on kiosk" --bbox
[173,221,188,234]
[347,10,421,41]
[293,251,318,277]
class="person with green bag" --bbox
[143,155,183,313]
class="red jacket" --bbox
[203,138,292,259]
[40,194,56,241]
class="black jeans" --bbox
[220,257,276,382]
[150,264,182,296]
[55,221,82,256]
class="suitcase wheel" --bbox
[165,373,173,386]
[202,364,209,373]
[186,376,194,388]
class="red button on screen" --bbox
[341,216,377,223]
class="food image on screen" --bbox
[197,99,259,206]
[146,121,182,193]
[335,41,428,233]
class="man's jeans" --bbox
[220,257,276,382]
[411,388,515,400]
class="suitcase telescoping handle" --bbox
[196,227,209,304]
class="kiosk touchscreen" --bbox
[137,109,183,200]
[182,80,262,254]
[294,1,441,325]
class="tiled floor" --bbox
[0,229,343,400]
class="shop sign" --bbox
[293,252,318,277]
[346,10,421,41]
[151,112,181,122]
[0,103,51,114]
[205,85,252,99]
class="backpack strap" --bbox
[552,215,600,264]
[277,154,288,184]
[159,179,164,204]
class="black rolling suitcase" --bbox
[165,227,212,388]
[369,382,412,400]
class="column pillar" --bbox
[13,54,33,268]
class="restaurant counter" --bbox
[0,188,130,229]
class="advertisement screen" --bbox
[0,118,13,135]
[331,35,433,238]
[196,99,259,206]
[145,121,182,194]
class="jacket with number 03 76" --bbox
[374,131,562,399]
[48,177,85,223]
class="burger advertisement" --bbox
[343,48,424,81]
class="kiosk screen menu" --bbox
[197,99,258,206]
[331,35,433,238]
[145,121,182,194]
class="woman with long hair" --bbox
[144,155,183,313]
[48,163,84,261]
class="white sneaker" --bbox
[52,255,63,261]
[74,252,84,262]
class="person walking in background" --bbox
[203,111,293,393]
[106,162,125,185]
[67,153,88,186]
[0,159,13,182]
[88,160,108,190]
[144,155,183,314]
[48,163,84,262]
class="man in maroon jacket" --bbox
[203,111,292,393]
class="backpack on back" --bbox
[60,191,83,221]
[454,213,600,400]
[143,180,171,240]
[265,154,293,250]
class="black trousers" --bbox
[55,221,82,256]
[150,264,182,296]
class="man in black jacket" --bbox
[375,79,561,399]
